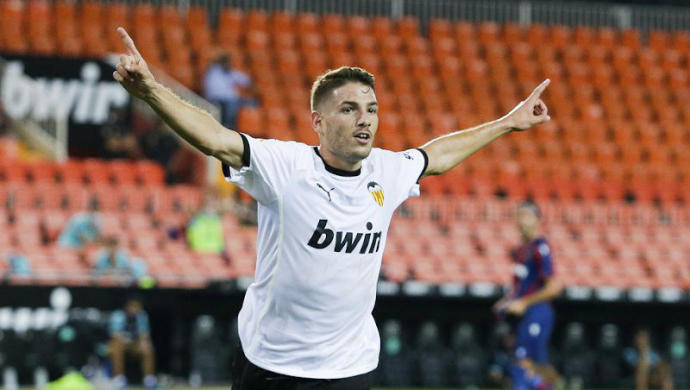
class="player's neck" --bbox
[522,231,539,243]
[317,146,362,172]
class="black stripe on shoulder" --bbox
[240,133,250,167]
[415,148,429,183]
[221,133,251,179]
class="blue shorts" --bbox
[515,303,554,364]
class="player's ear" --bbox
[311,111,323,134]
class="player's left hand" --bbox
[502,79,551,131]
[506,299,529,316]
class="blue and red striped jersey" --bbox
[511,237,554,298]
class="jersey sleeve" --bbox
[534,239,554,278]
[390,148,428,206]
[222,133,303,205]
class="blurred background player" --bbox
[108,296,157,389]
[624,328,674,390]
[495,201,563,389]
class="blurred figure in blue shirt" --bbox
[109,296,156,389]
[6,251,31,276]
[57,206,101,250]
[93,237,147,280]
[624,328,673,390]
[202,52,257,129]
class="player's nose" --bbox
[356,116,370,128]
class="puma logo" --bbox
[316,183,335,202]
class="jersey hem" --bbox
[243,350,378,380]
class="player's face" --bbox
[517,206,539,240]
[126,301,142,315]
[313,82,378,168]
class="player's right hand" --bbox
[492,298,509,314]
[113,27,157,100]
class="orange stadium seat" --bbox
[0,0,28,53]
[79,3,106,57]
[54,1,82,56]
[27,0,56,55]
[346,15,370,37]
[105,2,129,52]
[217,7,243,48]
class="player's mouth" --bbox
[353,131,371,145]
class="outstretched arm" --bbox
[112,27,245,168]
[420,79,551,177]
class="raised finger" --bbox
[115,63,131,80]
[113,71,124,83]
[117,27,142,62]
[119,55,131,71]
[120,54,133,67]
[528,79,550,101]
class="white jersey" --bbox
[224,134,427,379]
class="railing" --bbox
[200,0,690,32]
[32,0,690,32]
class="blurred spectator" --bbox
[377,319,415,387]
[108,296,157,389]
[101,106,139,160]
[202,52,257,129]
[5,250,31,276]
[99,107,194,184]
[415,321,452,387]
[449,322,485,387]
[623,328,673,390]
[57,203,101,249]
[93,237,147,281]
[667,326,689,388]
[136,118,196,184]
[595,323,624,387]
[186,193,225,254]
[560,322,595,389]
[138,118,179,167]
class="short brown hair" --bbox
[310,66,375,111]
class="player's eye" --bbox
[368,108,378,113]
[341,107,353,113]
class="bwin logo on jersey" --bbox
[367,182,384,206]
[307,220,383,254]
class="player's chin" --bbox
[351,143,373,159]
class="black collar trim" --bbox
[313,147,361,177]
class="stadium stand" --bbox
[0,2,689,294]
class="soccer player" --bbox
[113,27,551,389]
[494,201,563,389]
